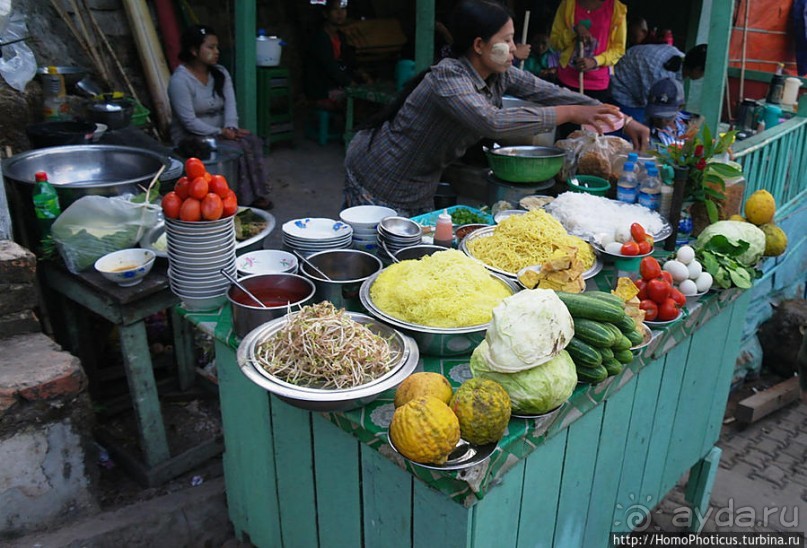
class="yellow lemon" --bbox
[728,214,747,222]
[744,190,776,226]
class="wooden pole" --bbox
[578,41,585,94]
[664,166,689,251]
[519,11,530,70]
[66,0,112,86]
[738,0,751,104]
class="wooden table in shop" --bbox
[180,268,751,547]
[41,261,222,486]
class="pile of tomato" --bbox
[161,157,238,222]
[635,256,685,322]
[619,223,654,256]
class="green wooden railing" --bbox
[733,114,807,216]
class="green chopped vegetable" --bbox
[449,208,490,226]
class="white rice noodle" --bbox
[546,192,667,239]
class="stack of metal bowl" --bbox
[359,270,519,357]
[376,216,422,261]
[165,216,236,311]
[236,311,419,412]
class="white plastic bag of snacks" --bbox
[51,195,159,273]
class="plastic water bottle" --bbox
[42,66,68,120]
[616,161,638,204]
[433,210,454,248]
[32,171,61,234]
[677,211,693,246]
[637,167,661,211]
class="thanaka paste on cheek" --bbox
[490,42,510,65]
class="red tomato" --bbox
[630,223,647,243]
[661,271,673,285]
[189,176,209,200]
[161,191,182,219]
[201,193,224,221]
[209,175,230,198]
[639,299,659,321]
[637,240,652,255]
[222,190,238,217]
[647,278,671,304]
[635,279,648,300]
[185,158,206,179]
[179,198,202,222]
[639,257,662,280]
[657,298,680,322]
[174,176,190,200]
[203,171,213,183]
[620,241,640,256]
[645,234,655,246]
[670,287,686,307]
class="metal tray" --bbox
[545,197,673,243]
[388,436,496,471]
[460,225,603,280]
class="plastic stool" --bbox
[306,109,342,146]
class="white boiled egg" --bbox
[695,272,713,293]
[596,232,614,247]
[687,260,703,280]
[663,260,689,283]
[605,241,625,255]
[615,225,632,244]
[676,245,695,265]
[679,279,698,296]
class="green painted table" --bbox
[41,261,223,486]
[344,82,397,145]
[181,279,750,547]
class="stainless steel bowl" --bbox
[85,97,135,130]
[359,270,519,357]
[379,216,422,238]
[236,311,419,412]
[3,144,170,247]
[227,273,316,338]
[299,249,383,312]
[393,244,446,261]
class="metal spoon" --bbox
[379,239,400,263]
[219,269,268,309]
[291,249,332,280]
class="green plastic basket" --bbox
[568,175,611,196]
[131,101,151,126]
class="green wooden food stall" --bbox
[181,271,750,547]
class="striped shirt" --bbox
[610,44,685,109]
[344,56,598,213]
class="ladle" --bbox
[292,250,333,281]
[220,269,268,309]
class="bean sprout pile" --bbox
[254,302,398,389]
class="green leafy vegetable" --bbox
[695,220,766,266]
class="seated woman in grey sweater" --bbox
[168,24,272,209]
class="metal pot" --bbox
[227,273,316,338]
[299,249,383,312]
[484,145,565,183]
[3,145,170,248]
[85,96,135,130]
[25,121,96,149]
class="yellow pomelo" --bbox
[760,223,787,257]
[393,372,453,408]
[728,214,746,222]
[389,396,460,465]
[744,190,776,226]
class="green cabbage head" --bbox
[694,220,766,266]
[470,343,577,415]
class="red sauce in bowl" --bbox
[231,286,310,308]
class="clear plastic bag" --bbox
[51,195,160,273]
[0,12,36,92]
[555,130,634,180]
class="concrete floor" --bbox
[13,131,806,546]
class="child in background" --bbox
[523,33,560,82]
[645,78,690,150]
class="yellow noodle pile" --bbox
[466,209,595,274]
[369,249,512,327]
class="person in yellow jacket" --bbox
[550,0,627,101]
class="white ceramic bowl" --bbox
[237,249,298,277]
[95,248,156,287]
[339,205,397,228]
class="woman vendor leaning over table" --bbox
[343,0,648,217]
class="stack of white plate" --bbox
[165,217,236,311]
[281,217,353,256]
[339,205,396,253]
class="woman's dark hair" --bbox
[178,24,225,98]
[357,0,512,135]
[449,0,513,57]
[683,44,708,74]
